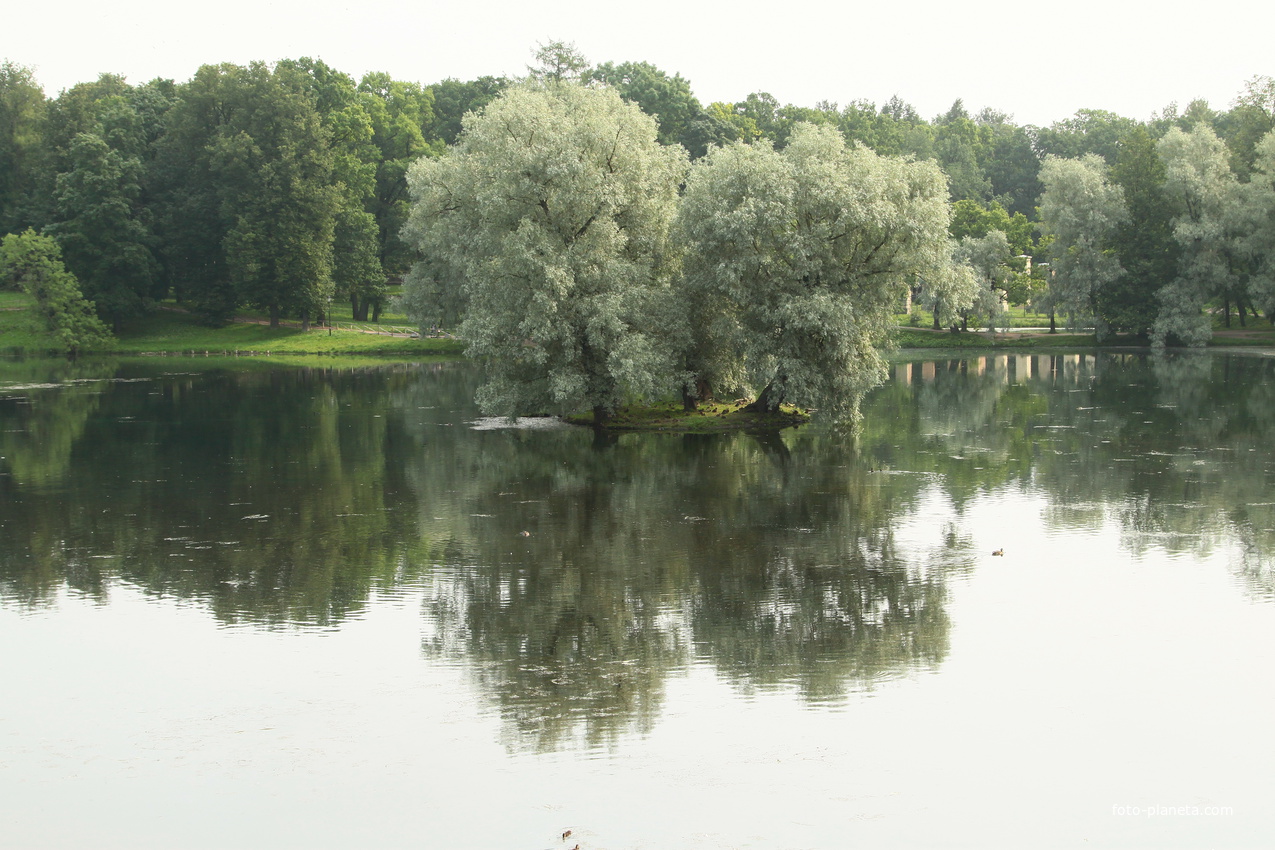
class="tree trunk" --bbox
[743,376,782,413]
[1223,297,1232,328]
[269,304,281,329]
[371,300,382,323]
[1049,310,1057,334]
[301,310,310,332]
[592,405,611,428]
[681,386,698,412]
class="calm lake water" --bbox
[2,351,1273,849]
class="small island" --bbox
[565,400,810,433]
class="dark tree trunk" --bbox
[681,386,698,412]
[743,376,782,413]
[592,405,611,428]
[371,300,382,323]
[932,313,941,330]
[269,304,281,329]
[1224,297,1232,328]
[301,310,310,332]
[1049,310,1057,334]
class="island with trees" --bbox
[3,42,1275,425]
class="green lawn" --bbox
[112,310,462,355]
[0,294,51,351]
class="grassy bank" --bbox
[113,310,464,355]
[6,295,1274,358]
[1,300,464,356]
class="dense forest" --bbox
[1,45,1274,363]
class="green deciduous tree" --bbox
[0,229,112,354]
[47,132,160,330]
[674,123,958,420]
[1238,129,1275,317]
[401,82,687,424]
[359,72,442,283]
[588,60,730,158]
[1154,124,1246,346]
[1106,126,1179,336]
[0,61,46,234]
[1038,154,1128,339]
[953,230,1014,331]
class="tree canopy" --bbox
[673,124,958,419]
[401,81,687,424]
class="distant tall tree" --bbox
[1038,154,1128,339]
[150,63,242,321]
[1105,126,1179,336]
[1154,124,1246,345]
[427,76,506,146]
[1222,76,1275,179]
[975,109,1042,217]
[0,61,46,233]
[155,62,340,326]
[47,132,159,330]
[1035,109,1137,163]
[360,72,442,281]
[588,60,731,157]
[280,58,386,322]
[1244,129,1275,316]
[211,62,340,328]
[527,40,590,84]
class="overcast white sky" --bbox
[8,0,1272,127]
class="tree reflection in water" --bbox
[4,350,1275,753]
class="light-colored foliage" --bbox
[674,123,958,419]
[1038,154,1128,338]
[401,82,687,420]
[1154,125,1244,346]
[1244,129,1275,315]
[954,230,1013,331]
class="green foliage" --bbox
[109,308,460,355]
[1154,125,1245,346]
[1038,154,1128,338]
[675,124,959,420]
[1222,76,1275,179]
[1245,129,1275,316]
[953,230,1014,331]
[0,61,46,234]
[359,71,443,276]
[402,82,687,422]
[47,132,160,329]
[0,229,113,354]
[1106,126,1178,335]
[949,199,1035,256]
[589,60,729,158]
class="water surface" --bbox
[1,351,1272,848]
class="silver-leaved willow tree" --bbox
[400,81,687,426]
[400,83,969,425]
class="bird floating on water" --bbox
[992,548,1004,556]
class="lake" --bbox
[1,350,1273,849]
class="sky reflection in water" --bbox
[1,352,1273,848]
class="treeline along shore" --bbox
[2,44,1274,419]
